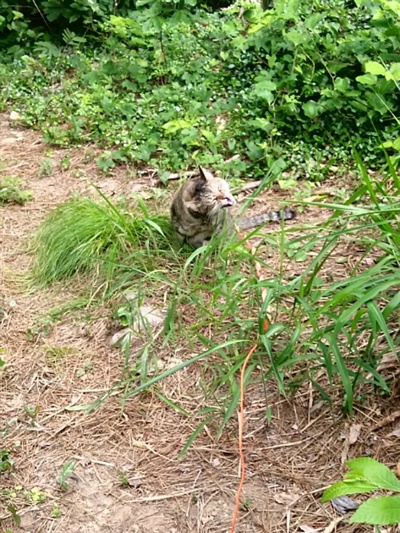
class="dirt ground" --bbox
[1,112,400,533]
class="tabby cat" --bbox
[170,166,295,248]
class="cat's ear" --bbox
[198,166,212,182]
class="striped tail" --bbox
[239,209,296,230]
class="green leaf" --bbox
[305,13,323,29]
[350,496,400,525]
[382,137,400,150]
[7,504,21,526]
[322,480,378,502]
[302,100,324,118]
[162,119,195,133]
[201,129,217,144]
[356,74,377,86]
[346,457,400,491]
[179,415,215,458]
[334,77,350,92]
[253,80,277,104]
[364,61,386,76]
[285,30,307,46]
[389,63,400,80]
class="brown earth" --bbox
[1,112,399,533]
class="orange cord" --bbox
[230,228,269,532]
[229,343,257,533]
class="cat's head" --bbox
[193,166,236,213]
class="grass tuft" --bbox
[31,193,176,286]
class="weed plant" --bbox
[0,177,33,205]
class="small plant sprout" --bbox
[57,461,75,490]
[37,157,53,177]
[0,449,14,471]
[23,405,40,419]
[24,487,47,504]
[51,503,62,518]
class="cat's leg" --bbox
[188,232,211,249]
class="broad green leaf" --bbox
[356,74,377,85]
[350,496,400,525]
[334,77,350,92]
[305,13,323,29]
[322,480,378,502]
[364,61,386,76]
[162,119,195,133]
[329,61,351,74]
[346,457,400,491]
[382,137,400,150]
[285,30,307,46]
[201,129,217,143]
[389,63,400,80]
[303,100,324,118]
[253,80,277,104]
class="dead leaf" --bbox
[299,526,321,533]
[9,111,21,121]
[348,424,362,445]
[110,304,166,347]
[125,477,142,489]
[377,353,400,372]
[273,491,301,505]
[331,495,359,514]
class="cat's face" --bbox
[194,167,236,214]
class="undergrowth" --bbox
[32,159,400,436]
[1,0,400,178]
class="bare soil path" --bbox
[1,113,398,533]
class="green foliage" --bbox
[0,177,33,205]
[322,457,400,525]
[56,461,75,490]
[0,449,13,471]
[37,157,53,177]
[23,487,47,504]
[51,503,62,518]
[0,0,234,52]
[1,0,399,177]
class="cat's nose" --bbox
[223,194,236,207]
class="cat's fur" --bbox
[171,166,236,248]
[170,166,295,248]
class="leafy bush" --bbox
[0,0,234,51]
[1,0,399,178]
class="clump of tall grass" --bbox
[32,193,176,286]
